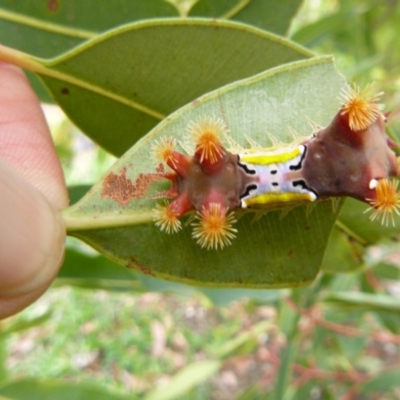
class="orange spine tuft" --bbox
[151,137,178,168]
[187,116,228,172]
[364,178,400,226]
[340,85,383,131]
[191,203,237,250]
[153,202,182,233]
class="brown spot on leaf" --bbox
[127,257,154,275]
[126,257,135,269]
[61,87,70,95]
[102,165,165,205]
[137,265,154,276]
[288,250,294,256]
[47,0,59,12]
[155,164,165,173]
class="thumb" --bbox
[0,158,66,318]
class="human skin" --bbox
[0,63,68,319]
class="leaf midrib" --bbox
[0,44,166,120]
[0,7,97,39]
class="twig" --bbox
[285,297,400,344]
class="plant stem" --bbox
[335,219,368,245]
[61,209,155,232]
[0,44,45,73]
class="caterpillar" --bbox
[152,87,400,250]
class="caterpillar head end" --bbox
[152,137,178,168]
[187,116,228,173]
[191,203,237,250]
[364,178,400,226]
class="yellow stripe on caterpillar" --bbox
[239,145,303,165]
[241,191,317,208]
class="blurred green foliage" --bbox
[292,0,400,133]
[1,0,400,399]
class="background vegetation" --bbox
[1,0,400,399]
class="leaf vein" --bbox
[0,7,97,39]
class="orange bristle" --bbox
[151,136,178,168]
[153,202,182,233]
[340,85,383,131]
[191,203,237,250]
[364,179,400,226]
[187,116,228,164]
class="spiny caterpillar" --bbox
[152,86,400,250]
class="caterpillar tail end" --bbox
[339,85,383,132]
[364,178,400,226]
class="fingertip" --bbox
[0,63,68,209]
[0,159,66,318]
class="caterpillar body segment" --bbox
[151,87,400,250]
[238,145,317,208]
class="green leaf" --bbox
[0,313,51,338]
[0,0,177,102]
[274,340,297,400]
[0,19,313,155]
[236,386,266,400]
[360,370,400,396]
[0,342,6,385]
[199,287,287,306]
[0,379,128,400]
[322,271,361,292]
[338,198,400,244]
[323,291,400,314]
[215,320,273,358]
[144,360,221,400]
[0,0,301,59]
[68,185,91,205]
[24,71,53,103]
[374,310,400,334]
[336,335,366,360]
[56,247,142,291]
[321,225,362,273]
[62,56,346,288]
[286,382,314,400]
[277,295,300,338]
[0,1,178,57]
[190,0,303,35]
[291,10,357,47]
[364,240,400,281]
[138,274,197,296]
[139,273,287,305]
[373,262,400,281]
[0,1,303,104]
